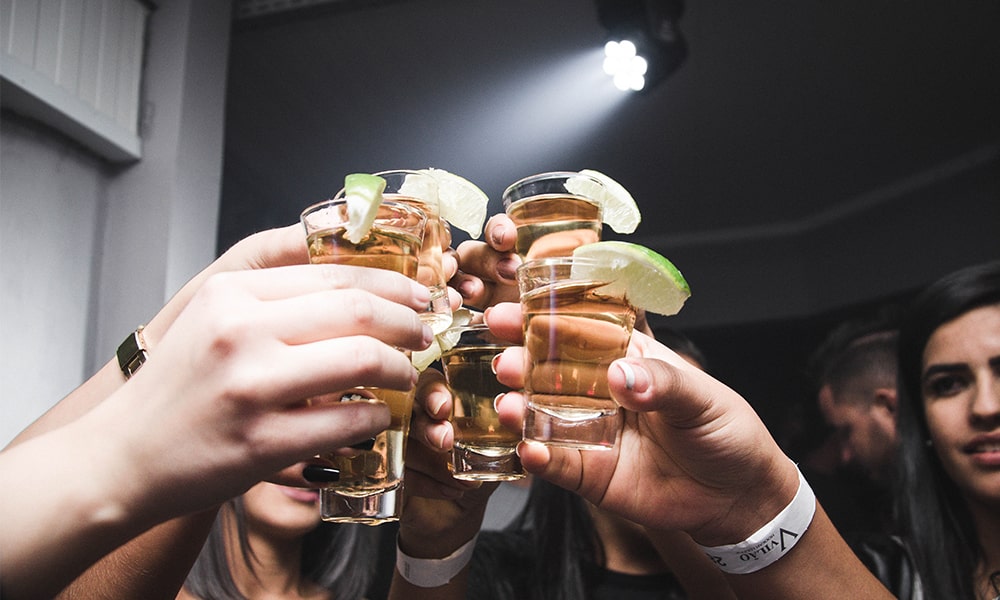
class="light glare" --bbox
[603,38,647,92]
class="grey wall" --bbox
[0,0,231,446]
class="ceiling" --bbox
[218,0,1000,326]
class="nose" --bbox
[969,370,1000,426]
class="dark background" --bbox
[219,0,1000,454]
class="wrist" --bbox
[692,459,800,546]
[695,465,816,574]
[396,532,478,588]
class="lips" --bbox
[962,435,1000,467]
[278,486,321,504]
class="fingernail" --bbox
[491,226,505,248]
[435,428,450,450]
[616,361,649,392]
[456,279,477,301]
[302,465,340,483]
[423,324,435,347]
[349,438,376,451]
[496,257,518,282]
[490,353,503,375]
[493,393,505,413]
[428,391,448,416]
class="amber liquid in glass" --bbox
[307,224,419,496]
[442,345,524,481]
[506,194,602,258]
[521,279,635,441]
[390,193,452,333]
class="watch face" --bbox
[117,328,148,379]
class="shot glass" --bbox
[335,169,452,333]
[502,171,605,259]
[300,198,426,524]
[517,256,637,450]
[440,324,524,481]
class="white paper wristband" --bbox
[396,533,479,588]
[696,466,816,575]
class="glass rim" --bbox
[331,169,438,205]
[501,170,605,208]
[516,255,604,272]
[299,197,427,223]
[441,322,491,336]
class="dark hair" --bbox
[895,260,1000,599]
[183,496,378,599]
[492,477,605,600]
[821,330,898,405]
[807,304,901,397]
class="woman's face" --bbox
[241,482,321,540]
[921,304,1000,507]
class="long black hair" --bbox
[183,496,379,600]
[469,478,604,600]
[895,259,1000,599]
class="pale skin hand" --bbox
[486,302,894,599]
[4,225,336,600]
[0,262,434,599]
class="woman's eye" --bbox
[925,374,967,398]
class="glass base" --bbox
[320,485,402,525]
[523,405,620,450]
[450,445,525,481]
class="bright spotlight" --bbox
[604,39,648,91]
[596,0,687,93]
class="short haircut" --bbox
[823,330,898,404]
[808,305,901,404]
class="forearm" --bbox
[56,508,218,600]
[389,500,485,600]
[723,505,892,599]
[5,271,202,449]
[648,529,736,600]
[389,533,477,600]
[6,225,304,450]
[0,417,155,597]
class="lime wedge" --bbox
[571,241,690,316]
[564,169,641,234]
[343,173,387,244]
[420,168,489,239]
[398,171,439,208]
[411,307,476,371]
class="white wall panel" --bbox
[0,0,149,161]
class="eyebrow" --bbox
[922,363,969,384]
[922,355,1000,383]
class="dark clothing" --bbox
[468,530,687,600]
[848,533,923,600]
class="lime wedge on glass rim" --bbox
[571,241,691,316]
[343,173,387,244]
[417,168,490,239]
[564,169,641,234]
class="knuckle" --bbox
[342,289,379,328]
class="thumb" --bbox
[607,357,734,430]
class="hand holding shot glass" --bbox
[517,242,691,450]
[301,175,427,524]
[300,170,489,523]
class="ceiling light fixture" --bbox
[596,0,687,93]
